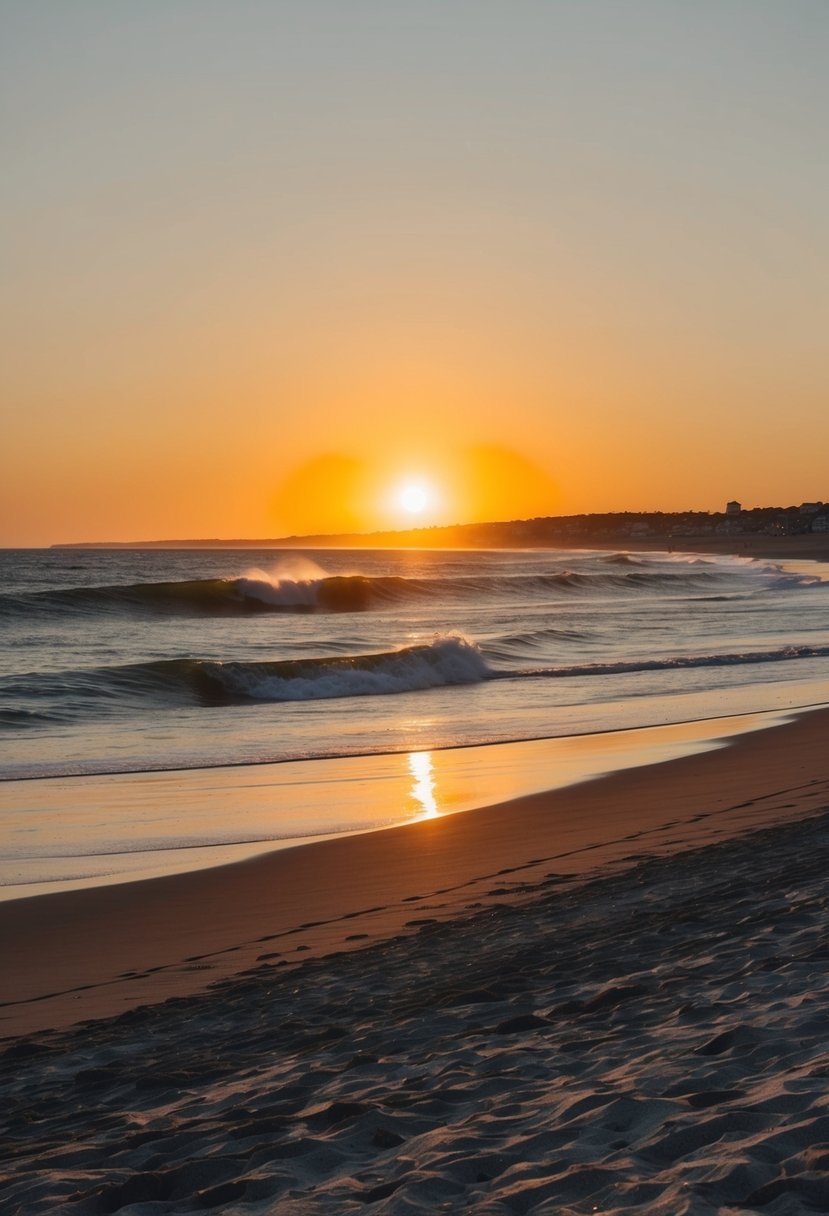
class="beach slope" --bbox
[2,709,829,1039]
[1,712,828,1212]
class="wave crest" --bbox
[202,635,492,702]
[0,635,494,719]
[1,554,821,621]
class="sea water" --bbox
[2,546,828,894]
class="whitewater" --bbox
[2,545,828,894]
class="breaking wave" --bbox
[202,636,493,702]
[0,558,818,620]
[1,636,494,717]
[5,638,829,728]
[0,573,424,618]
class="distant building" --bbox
[725,500,741,516]
[812,513,829,533]
[800,502,823,515]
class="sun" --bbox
[396,480,433,516]
[385,473,444,526]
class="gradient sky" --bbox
[2,0,827,544]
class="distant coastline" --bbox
[50,505,829,560]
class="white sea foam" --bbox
[245,556,328,583]
[207,636,493,702]
[235,575,321,608]
[236,558,330,607]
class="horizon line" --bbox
[40,502,827,549]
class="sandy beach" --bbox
[2,707,828,1212]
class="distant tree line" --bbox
[52,503,829,549]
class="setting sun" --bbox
[396,480,434,516]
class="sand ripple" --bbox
[2,812,828,1214]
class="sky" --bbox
[2,0,827,545]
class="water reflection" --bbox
[408,751,439,819]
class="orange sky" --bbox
[2,2,827,545]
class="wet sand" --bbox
[2,707,828,1041]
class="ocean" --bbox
[2,546,827,897]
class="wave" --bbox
[0,570,558,619]
[1,636,494,717]
[202,636,493,701]
[0,573,427,618]
[521,643,829,680]
[2,559,816,621]
[483,625,592,663]
[601,552,644,566]
[4,638,828,730]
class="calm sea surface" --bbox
[2,546,828,894]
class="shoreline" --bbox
[2,735,828,1214]
[2,705,812,900]
[2,705,828,1040]
[7,691,828,787]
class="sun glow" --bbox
[396,480,433,516]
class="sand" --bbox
[2,708,829,1213]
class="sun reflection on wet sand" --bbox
[408,751,439,819]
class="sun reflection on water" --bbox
[408,751,439,819]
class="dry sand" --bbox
[2,709,829,1213]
